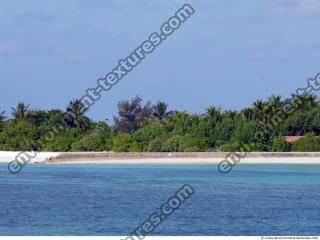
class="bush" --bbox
[112,133,141,152]
[40,128,83,152]
[148,135,168,152]
[0,120,39,151]
[133,122,166,150]
[112,134,133,152]
[312,111,320,134]
[148,139,163,152]
[71,133,106,151]
[281,111,314,136]
[242,142,269,151]
[42,136,75,152]
[179,135,210,152]
[232,121,265,145]
[291,134,320,151]
[212,118,236,145]
[161,135,182,152]
[217,141,241,151]
[271,136,291,152]
[128,141,143,152]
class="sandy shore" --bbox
[0,151,60,163]
[45,157,320,164]
[1,151,320,164]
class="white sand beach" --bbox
[1,151,320,164]
[0,151,60,163]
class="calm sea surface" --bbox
[0,163,319,235]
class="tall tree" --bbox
[292,93,317,111]
[152,101,171,121]
[0,108,6,124]
[114,96,152,133]
[65,99,90,129]
[264,95,283,123]
[11,102,30,120]
[266,95,282,112]
[252,99,267,124]
[205,106,222,125]
[241,108,254,121]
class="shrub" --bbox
[161,135,182,152]
[179,135,210,152]
[133,122,166,150]
[312,111,320,134]
[271,136,291,152]
[212,118,236,145]
[42,136,75,152]
[217,141,241,152]
[147,134,170,152]
[291,134,320,151]
[232,121,265,145]
[71,133,106,151]
[281,111,314,136]
[0,120,39,151]
[242,142,268,151]
[112,134,133,152]
[128,141,143,152]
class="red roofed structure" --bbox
[283,136,303,143]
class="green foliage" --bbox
[218,141,241,152]
[128,141,143,152]
[1,93,320,152]
[312,111,320,134]
[212,118,237,145]
[41,128,82,152]
[71,132,106,151]
[152,101,170,121]
[179,134,210,152]
[281,111,314,136]
[11,102,30,120]
[232,121,265,145]
[65,99,90,129]
[271,136,291,152]
[148,137,165,152]
[161,135,182,152]
[112,134,136,152]
[133,122,166,150]
[0,120,38,151]
[291,134,320,152]
[0,108,6,124]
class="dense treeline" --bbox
[1,94,320,152]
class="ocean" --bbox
[0,163,319,235]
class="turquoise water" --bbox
[0,163,320,235]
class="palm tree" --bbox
[241,108,254,121]
[205,106,222,124]
[267,95,282,110]
[263,95,283,120]
[0,108,6,123]
[252,99,268,124]
[292,93,317,111]
[152,101,171,121]
[65,99,90,128]
[222,110,238,120]
[11,102,30,119]
[168,111,189,124]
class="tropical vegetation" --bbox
[1,93,320,152]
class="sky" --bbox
[0,0,320,122]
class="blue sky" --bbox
[1,0,320,121]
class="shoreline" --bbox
[1,151,320,164]
[43,157,320,164]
